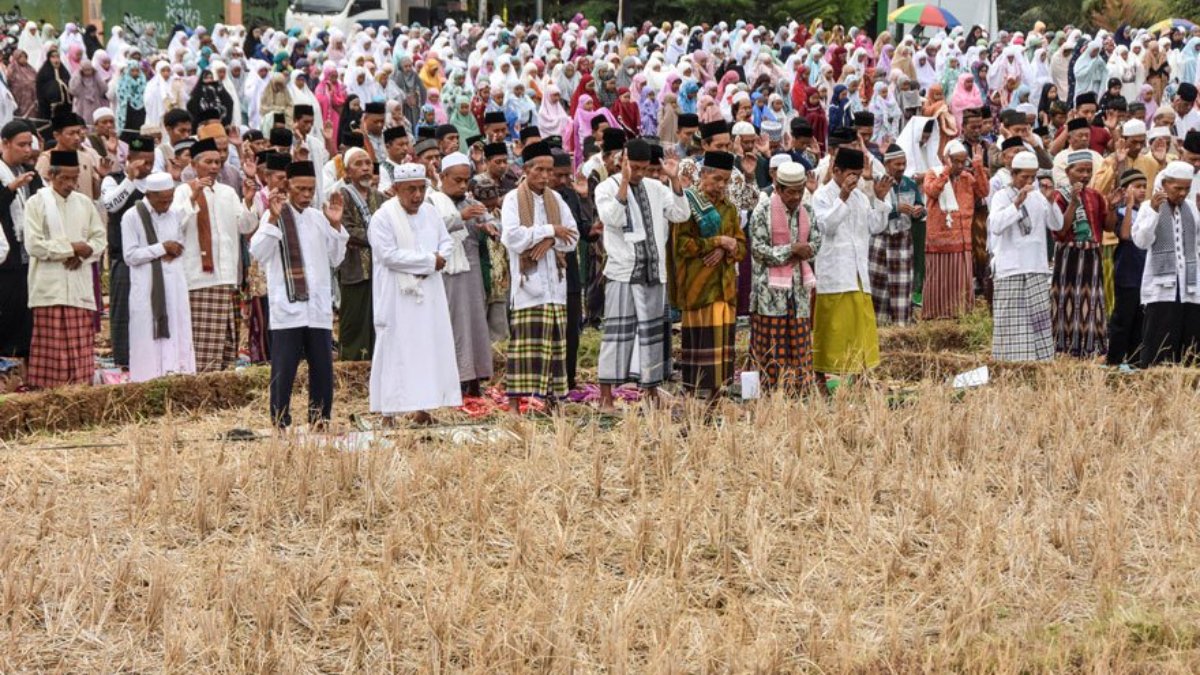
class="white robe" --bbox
[248,204,349,331]
[121,201,195,382]
[367,200,462,414]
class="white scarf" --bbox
[379,198,423,299]
[36,186,66,240]
[938,167,960,219]
[427,191,470,275]
[0,161,27,246]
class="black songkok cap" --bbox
[266,152,291,172]
[484,142,508,158]
[190,137,220,157]
[602,127,626,152]
[1066,117,1089,132]
[519,125,541,141]
[286,160,316,178]
[1001,136,1025,151]
[435,124,459,140]
[625,138,652,162]
[293,104,315,118]
[699,120,727,140]
[703,150,735,171]
[853,111,875,127]
[521,141,552,162]
[483,111,507,125]
[269,127,294,147]
[384,126,408,143]
[364,101,386,115]
[677,113,699,129]
[1178,82,1198,103]
[49,150,78,167]
[1184,130,1200,155]
[1074,91,1098,107]
[128,135,156,153]
[834,147,865,171]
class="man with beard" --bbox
[429,152,498,397]
[336,146,385,361]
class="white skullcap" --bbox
[1122,119,1147,137]
[775,162,806,186]
[92,107,114,122]
[394,163,426,183]
[343,147,368,165]
[440,152,471,173]
[1011,151,1038,171]
[1147,125,1171,141]
[731,121,756,137]
[768,153,791,169]
[1162,161,1195,181]
[944,140,968,157]
[144,172,174,192]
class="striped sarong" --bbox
[921,250,974,320]
[246,295,270,364]
[28,306,94,388]
[1051,241,1107,357]
[750,312,814,393]
[868,230,914,327]
[506,304,567,399]
[189,285,238,372]
[598,281,667,387]
[108,259,131,366]
[680,301,736,394]
[992,273,1054,362]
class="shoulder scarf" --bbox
[0,160,28,255]
[429,190,471,275]
[378,198,423,300]
[134,201,170,339]
[1057,187,1093,242]
[685,187,723,238]
[278,203,309,303]
[515,179,566,283]
[1150,201,1197,294]
[35,186,66,240]
[769,192,815,290]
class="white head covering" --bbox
[1163,161,1196,181]
[92,107,115,122]
[776,161,805,184]
[145,172,174,192]
[731,121,756,137]
[395,163,427,182]
[769,153,791,170]
[440,152,471,172]
[1122,119,1147,137]
[1148,126,1172,141]
[1012,151,1039,170]
[944,139,968,157]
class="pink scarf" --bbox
[769,193,815,290]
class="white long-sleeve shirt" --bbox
[987,188,1064,279]
[100,174,148,213]
[171,182,258,290]
[1131,198,1200,305]
[500,188,579,310]
[595,175,689,283]
[811,179,890,294]
[23,188,106,310]
[249,205,349,330]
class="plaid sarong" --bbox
[992,273,1055,362]
[108,258,131,366]
[190,285,238,372]
[598,281,667,387]
[921,251,974,320]
[750,312,814,393]
[28,306,95,388]
[868,230,914,327]
[680,300,736,394]
[1051,241,1107,357]
[506,304,567,399]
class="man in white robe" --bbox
[121,172,195,382]
[368,163,462,425]
[250,160,349,429]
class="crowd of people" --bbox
[0,14,1199,427]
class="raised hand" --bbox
[323,191,344,226]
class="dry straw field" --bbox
[5,320,1200,672]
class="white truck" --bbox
[285,0,432,34]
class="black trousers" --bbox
[1140,299,1200,368]
[269,327,335,428]
[1106,286,1145,366]
[0,268,32,358]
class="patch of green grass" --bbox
[960,306,994,353]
